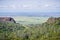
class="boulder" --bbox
[0,17,16,23]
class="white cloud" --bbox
[0,5,21,9]
[0,2,60,10]
[44,4,49,7]
[0,5,8,8]
[9,5,16,9]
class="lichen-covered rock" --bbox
[0,17,16,23]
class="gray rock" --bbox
[0,17,16,23]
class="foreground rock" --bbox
[0,17,16,23]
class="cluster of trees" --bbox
[0,17,60,40]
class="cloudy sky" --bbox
[0,0,60,12]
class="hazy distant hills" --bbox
[0,12,60,17]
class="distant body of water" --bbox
[0,12,60,17]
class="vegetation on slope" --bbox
[0,17,60,40]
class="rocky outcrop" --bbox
[47,17,60,24]
[0,17,16,23]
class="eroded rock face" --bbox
[0,17,16,23]
[47,17,60,24]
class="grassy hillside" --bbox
[0,17,60,40]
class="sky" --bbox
[0,0,60,12]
